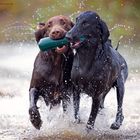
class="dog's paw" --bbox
[29,107,42,130]
[86,124,93,133]
[110,122,121,130]
[74,118,81,124]
[111,114,124,130]
[74,115,81,124]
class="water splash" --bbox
[109,24,133,32]
[2,21,35,43]
[0,44,140,139]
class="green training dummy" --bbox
[38,37,85,51]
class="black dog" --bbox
[66,11,128,131]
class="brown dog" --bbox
[29,16,74,129]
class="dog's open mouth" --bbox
[69,36,86,49]
[71,41,81,49]
[71,40,85,49]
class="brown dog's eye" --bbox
[60,19,66,25]
[47,21,52,28]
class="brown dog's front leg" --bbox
[86,97,100,132]
[29,88,42,130]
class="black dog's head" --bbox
[66,11,109,48]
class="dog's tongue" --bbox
[72,41,80,49]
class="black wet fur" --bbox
[66,11,128,131]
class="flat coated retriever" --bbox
[29,16,74,129]
[66,11,128,131]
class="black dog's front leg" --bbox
[73,91,80,123]
[62,90,71,113]
[29,88,42,129]
[86,97,100,131]
[62,52,74,113]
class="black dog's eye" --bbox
[82,21,89,27]
[96,25,101,33]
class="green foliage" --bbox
[0,0,139,44]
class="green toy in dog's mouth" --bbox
[38,37,85,52]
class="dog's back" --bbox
[105,41,128,83]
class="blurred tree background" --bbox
[0,0,140,46]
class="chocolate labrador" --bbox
[29,15,74,129]
[66,11,128,131]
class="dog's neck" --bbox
[74,43,104,70]
[77,43,102,59]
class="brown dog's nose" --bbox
[50,30,63,39]
[52,30,60,36]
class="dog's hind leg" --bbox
[29,88,42,129]
[110,76,124,130]
[99,93,107,109]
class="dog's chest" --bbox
[71,62,106,82]
[71,57,115,93]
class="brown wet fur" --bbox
[29,15,74,129]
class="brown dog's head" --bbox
[45,15,74,39]
[35,15,74,53]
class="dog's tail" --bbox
[115,35,123,50]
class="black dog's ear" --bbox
[98,19,110,43]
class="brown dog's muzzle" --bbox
[49,26,66,40]
[49,26,68,54]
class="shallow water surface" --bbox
[0,43,140,140]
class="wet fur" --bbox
[66,11,128,131]
[29,15,74,129]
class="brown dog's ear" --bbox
[35,28,46,43]
[98,19,110,43]
[36,22,45,30]
[35,23,47,43]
